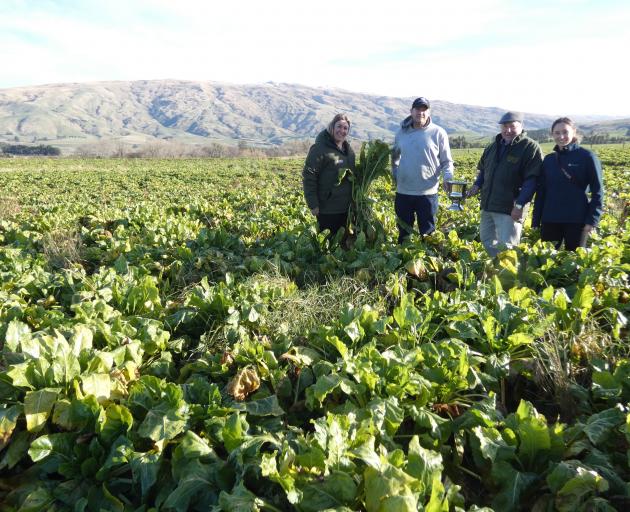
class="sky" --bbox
[2,0,630,118]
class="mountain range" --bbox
[0,80,626,151]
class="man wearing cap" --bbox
[468,111,543,256]
[391,97,454,243]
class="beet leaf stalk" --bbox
[339,140,391,240]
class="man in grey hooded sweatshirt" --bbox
[391,97,454,243]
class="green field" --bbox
[0,149,629,511]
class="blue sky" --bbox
[2,0,629,117]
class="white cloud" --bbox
[1,0,629,116]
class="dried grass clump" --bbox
[265,272,389,339]
[531,319,618,421]
[41,228,83,269]
[0,196,21,220]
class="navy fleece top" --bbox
[532,143,604,227]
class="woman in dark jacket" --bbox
[532,117,604,250]
[302,113,355,236]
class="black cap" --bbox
[412,97,430,109]
[498,111,524,124]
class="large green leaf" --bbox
[305,373,343,409]
[49,351,81,387]
[232,395,285,416]
[366,397,404,438]
[296,445,327,470]
[407,406,447,439]
[13,485,55,511]
[547,460,609,512]
[0,429,30,470]
[393,294,423,330]
[24,387,60,433]
[573,285,595,319]
[86,351,115,373]
[137,404,186,444]
[4,319,31,352]
[311,414,354,472]
[81,373,112,403]
[469,425,516,467]
[70,324,94,355]
[406,435,443,497]
[364,464,420,512]
[300,470,358,512]
[162,459,218,512]
[222,412,247,452]
[424,473,448,512]
[512,401,550,470]
[217,482,265,511]
[97,403,133,446]
[52,399,74,429]
[490,461,538,511]
[96,434,133,480]
[583,406,626,445]
[28,432,77,462]
[175,430,215,459]
[260,450,301,504]
[6,361,38,390]
[130,450,162,498]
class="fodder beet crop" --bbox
[0,150,628,511]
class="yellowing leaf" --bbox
[405,259,428,280]
[82,373,112,404]
[24,388,60,433]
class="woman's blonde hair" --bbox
[327,113,351,137]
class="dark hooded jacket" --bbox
[532,143,604,227]
[302,130,355,214]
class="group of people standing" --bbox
[302,97,604,255]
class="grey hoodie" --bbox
[391,116,454,195]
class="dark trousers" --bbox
[317,212,347,236]
[395,193,438,243]
[541,222,587,251]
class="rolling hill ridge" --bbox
[0,80,623,151]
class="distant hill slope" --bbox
[0,79,619,150]
[580,118,630,136]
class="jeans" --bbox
[541,222,587,251]
[395,193,438,244]
[480,210,522,257]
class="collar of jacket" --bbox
[315,129,350,153]
[401,115,432,131]
[494,131,526,146]
[554,142,579,153]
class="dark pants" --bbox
[541,222,587,251]
[395,193,438,243]
[317,212,347,236]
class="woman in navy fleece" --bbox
[532,117,604,250]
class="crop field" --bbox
[0,148,629,511]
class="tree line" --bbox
[527,128,630,145]
[1,144,61,156]
[3,131,629,159]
